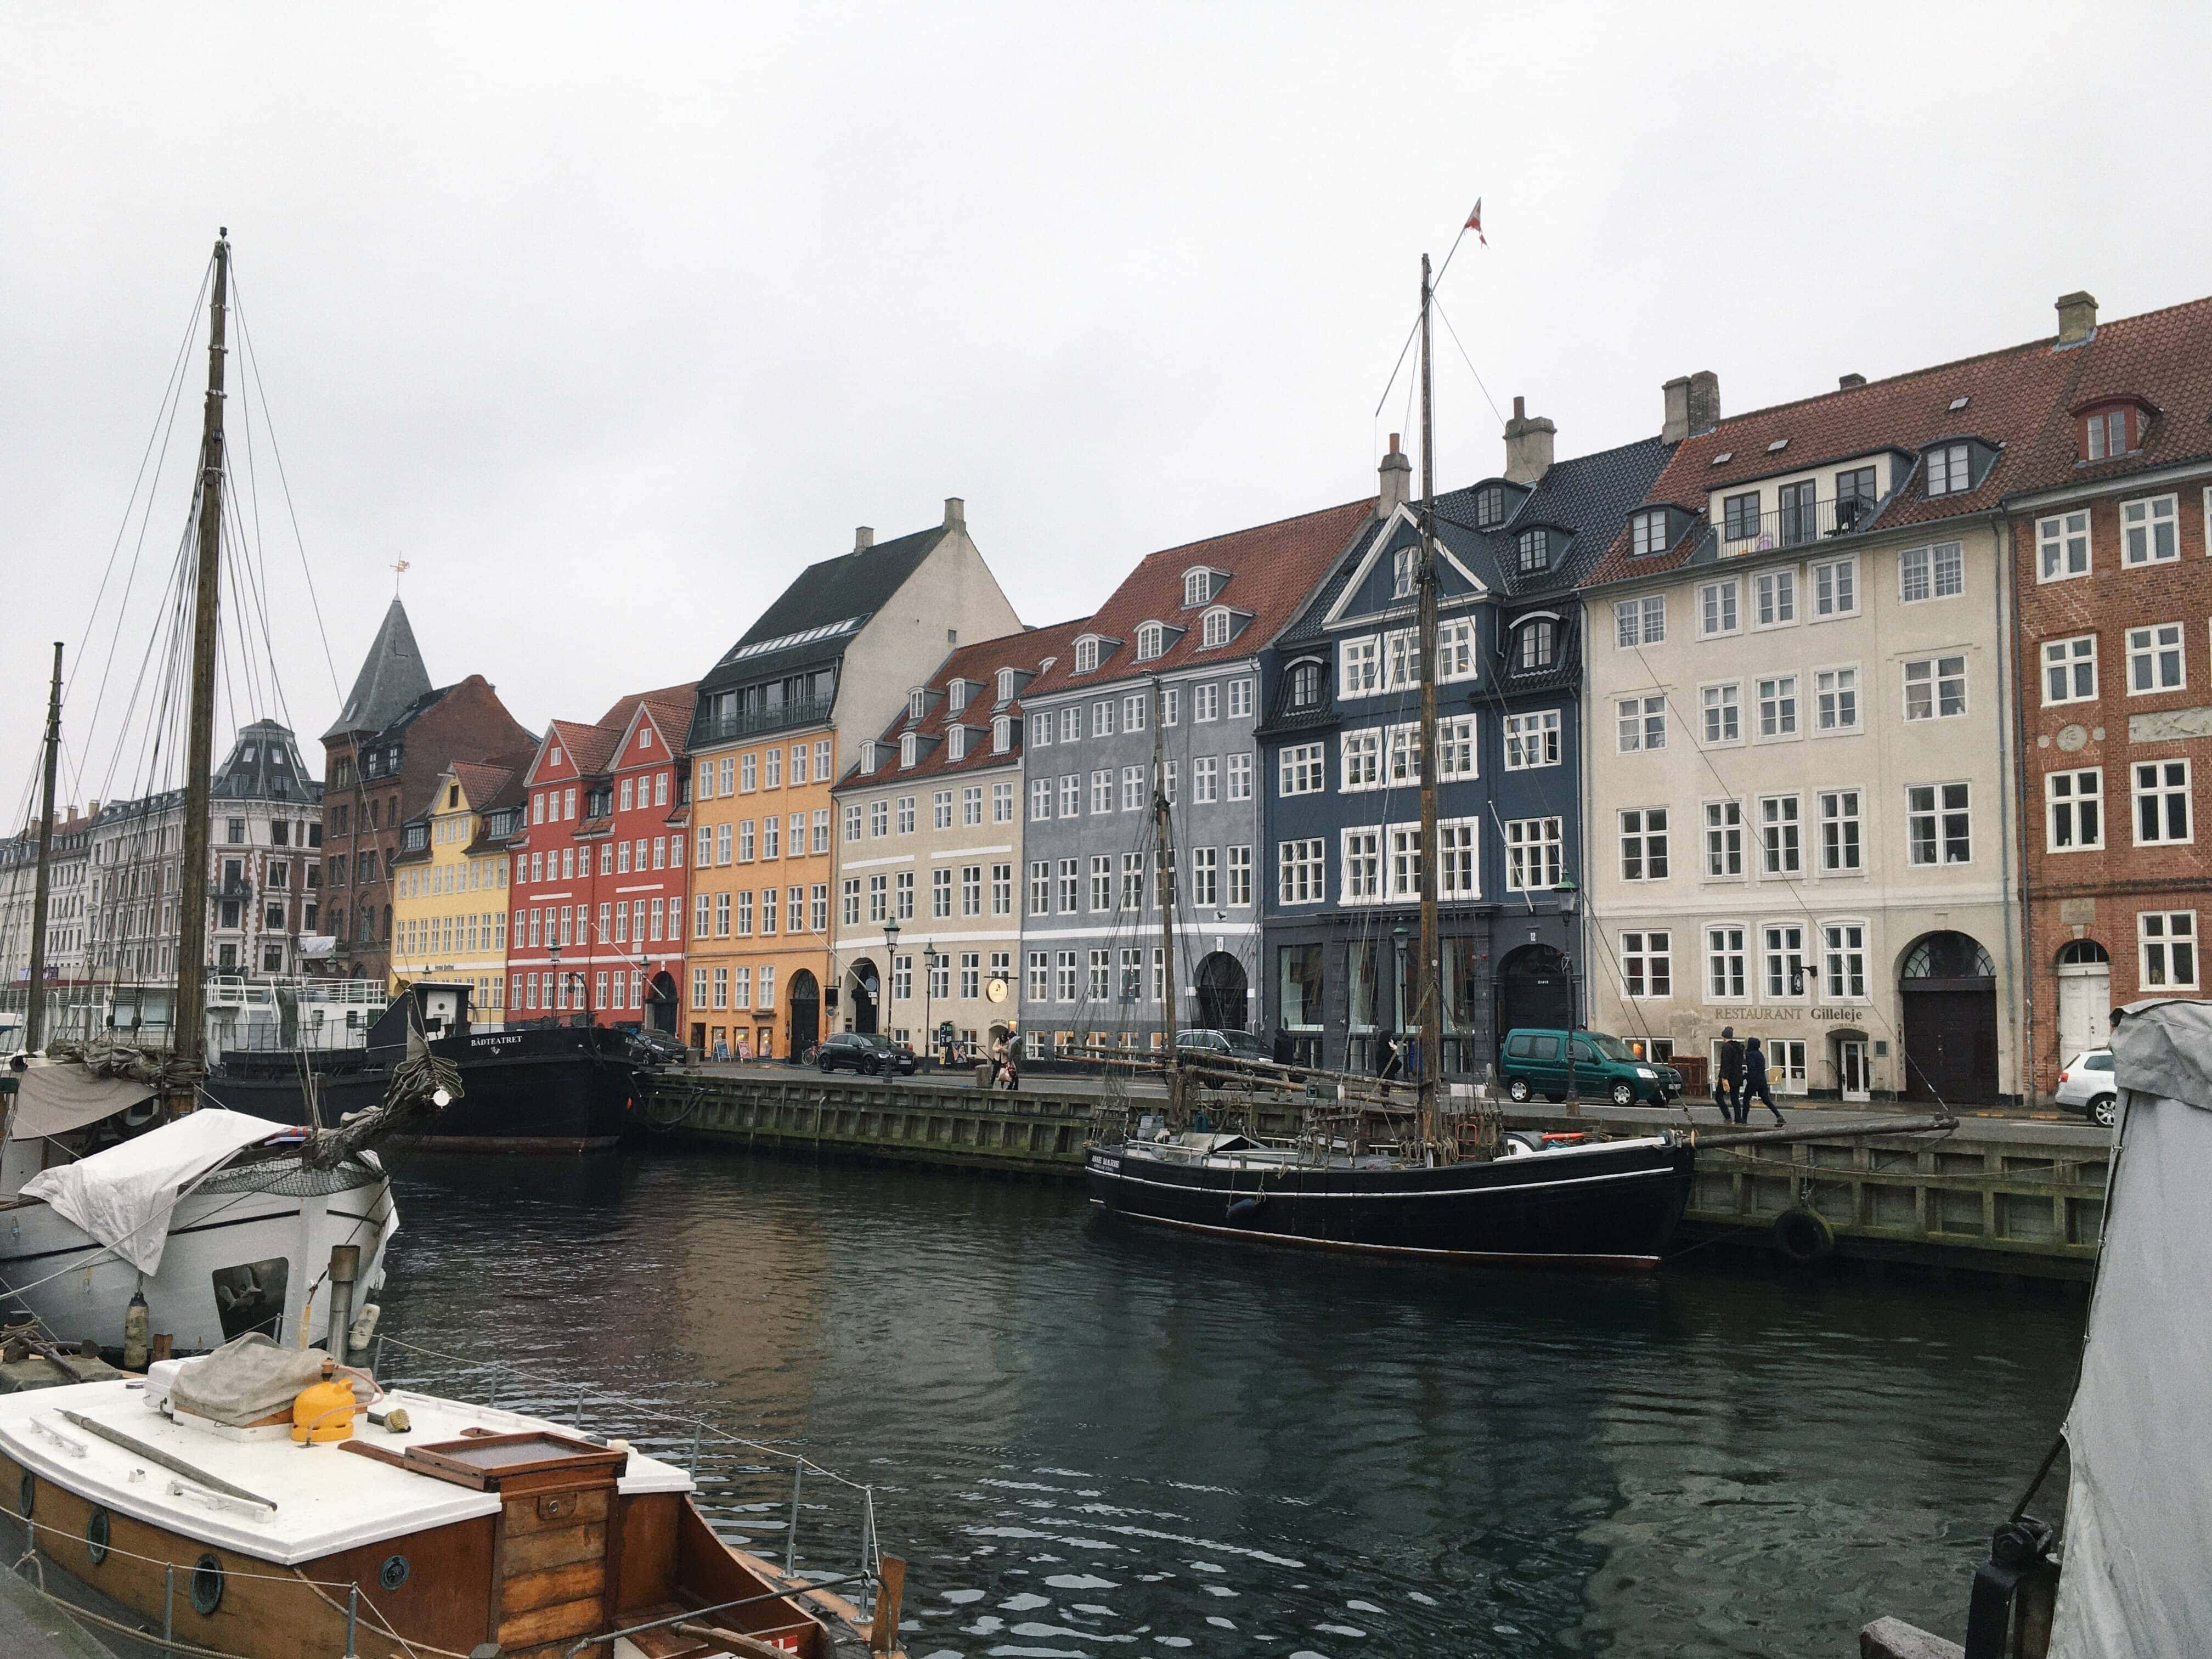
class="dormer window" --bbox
[992,715,1012,753]
[996,668,1015,703]
[900,732,917,769]
[909,689,928,721]
[2084,405,2142,461]
[1136,621,1165,661]
[947,680,969,715]
[1392,545,1418,599]
[946,726,968,761]
[1516,617,1558,672]
[861,740,881,774]
[1182,568,1218,608]
[1630,510,1671,557]
[1200,608,1232,649]
[1287,660,1324,710]
[1926,443,1974,496]
[1516,528,1550,574]
[1074,636,1100,674]
[1474,484,1506,528]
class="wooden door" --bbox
[1901,979,1997,1104]
[2056,965,2111,1061]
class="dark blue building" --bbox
[1256,415,1672,1077]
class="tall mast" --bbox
[22,643,64,1052]
[1154,675,1185,1127]
[173,230,230,1077]
[1415,252,1444,1158]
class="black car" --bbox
[815,1031,918,1077]
[623,1029,688,1066]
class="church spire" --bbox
[323,596,433,741]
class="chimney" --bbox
[853,526,874,552]
[1376,432,1413,517]
[2056,291,2098,346]
[1502,396,1555,484]
[1663,371,1722,442]
[944,496,965,528]
[1838,373,1866,390]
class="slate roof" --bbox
[1019,499,1376,703]
[1997,294,2212,497]
[836,617,1093,791]
[1583,320,2090,590]
[697,524,949,697]
[211,719,321,803]
[324,599,432,741]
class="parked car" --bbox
[1176,1027,1273,1088]
[815,1030,918,1077]
[624,1029,688,1066]
[2055,1047,2117,1126]
[1499,1028,1683,1107]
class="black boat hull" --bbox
[1084,1138,1695,1268]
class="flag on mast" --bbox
[1465,199,1486,245]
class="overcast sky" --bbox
[7,1,2210,819]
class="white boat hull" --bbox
[0,1167,396,1355]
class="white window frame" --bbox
[2121,494,2180,567]
[1820,919,1869,1002]
[2126,623,2187,696]
[2132,758,2193,847]
[1438,817,1481,898]
[1705,924,1747,1001]
[1698,578,1740,638]
[1758,792,1802,877]
[2046,766,2104,853]
[1620,930,1673,1000]
[1436,616,1479,684]
[1183,568,1210,608]
[1700,680,1743,747]
[1703,799,1745,879]
[1618,808,1669,882]
[1339,636,1380,699]
[1761,921,1810,1001]
[2042,635,2098,706]
[2036,510,2092,583]
[1615,594,1665,648]
[1756,673,1799,741]
[1810,556,1858,619]
[1504,816,1562,893]
[1899,541,1965,603]
[1818,788,1863,874]
[1279,742,1324,797]
[1752,568,1798,630]
[1903,653,1969,721]
[1437,714,1479,781]
[1906,781,1973,866]
[1504,709,1561,770]
[1136,621,1165,661]
[1340,828,1382,904]
[1617,695,1667,753]
[1340,729,1384,793]
[1813,664,1861,735]
[1278,838,1325,906]
[1201,607,1233,648]
[1074,636,1100,674]
[2140,910,2200,991]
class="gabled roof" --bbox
[446,760,517,812]
[2000,294,2212,498]
[1020,499,1375,701]
[837,618,1091,790]
[323,599,432,742]
[698,524,950,696]
[601,683,699,764]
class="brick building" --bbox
[2005,292,2212,1097]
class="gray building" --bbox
[1014,497,1375,1057]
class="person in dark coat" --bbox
[1379,1030,1404,1082]
[1740,1036,1786,1125]
[1716,1026,1745,1123]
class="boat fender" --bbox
[1772,1206,1835,1265]
[347,1301,381,1357]
[1226,1194,1268,1223]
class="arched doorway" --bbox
[645,970,680,1035]
[847,958,880,1035]
[2055,939,2111,1062]
[787,969,821,1058]
[1194,952,1248,1031]
[1899,932,1997,1104]
[1496,944,1572,1055]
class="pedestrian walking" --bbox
[1716,1025,1745,1123]
[1741,1036,1786,1125]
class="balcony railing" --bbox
[693,695,832,746]
[1716,493,1881,556]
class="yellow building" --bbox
[390,760,522,1020]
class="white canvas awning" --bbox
[17,1109,286,1276]
[7,1060,157,1140]
[2047,998,2212,1657]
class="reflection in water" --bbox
[376,1149,2079,1657]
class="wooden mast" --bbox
[22,642,64,1052]
[172,231,230,1082]
[1154,674,1187,1128]
[1414,252,1444,1159]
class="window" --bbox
[933,866,953,918]
[1615,595,1665,647]
[1228,677,1255,717]
[932,789,953,830]
[963,785,983,826]
[1907,782,1973,864]
[1630,509,1670,557]
[1121,852,1144,910]
[1280,743,1325,795]
[1201,608,1232,648]
[1819,789,1862,872]
[1030,778,1051,821]
[1903,654,1968,720]
[1704,800,1744,877]
[1092,769,1113,813]
[1193,757,1218,803]
[2134,759,2192,845]
[1434,617,1477,684]
[1227,845,1252,906]
[1183,569,1211,607]
[1387,825,1423,900]
[1031,712,1052,747]
[1753,569,1797,627]
[1516,528,1549,574]
[994,782,1013,822]
[1757,674,1798,738]
[1515,618,1557,670]
[1723,492,1760,542]
[1810,556,1858,618]
[2086,408,2135,461]
[1899,541,1964,602]
[1090,699,1113,738]
[1701,682,1742,745]
[1705,926,1747,1000]
[1025,950,1049,1002]
[895,870,913,919]
[1759,794,1802,876]
[1822,923,1867,1001]
[1925,443,1972,496]
[2141,911,2198,990]
[1503,710,1560,770]
[1059,706,1082,742]
[1505,817,1562,891]
[1620,808,1668,881]
[992,862,1012,915]
[2042,635,2097,704]
[1386,724,1423,786]
[1815,666,1860,733]
[2047,768,2103,851]
[1136,621,1164,661]
[1191,846,1218,907]
[1029,861,1049,915]
[1285,659,1324,709]
[1057,859,1079,912]
[1227,752,1253,801]
[1835,465,1877,511]
[1279,838,1325,904]
[1474,484,1506,527]
[1339,636,1380,698]
[1618,695,1667,752]
[1122,765,1143,810]
[1437,714,1477,780]
[2127,623,2186,693]
[1621,931,1672,998]
[1341,729,1383,791]
[1193,682,1219,723]
[1762,923,1808,999]
[1392,544,1418,598]
[1341,828,1381,901]
[1074,636,1100,674]
[959,953,980,1000]
[1091,855,1114,912]
[2038,511,2092,581]
[992,715,1011,753]
[1778,479,1819,546]
[1699,579,1739,636]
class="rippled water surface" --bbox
[371,1148,2080,1657]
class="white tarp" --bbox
[17,1109,283,1276]
[6,1060,156,1139]
[2047,998,2212,1658]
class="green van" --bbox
[1500,1028,1683,1107]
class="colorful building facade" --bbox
[390,760,521,1019]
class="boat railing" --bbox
[368,1333,885,1620]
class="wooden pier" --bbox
[641,1072,2103,1280]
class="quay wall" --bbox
[639,1073,2103,1280]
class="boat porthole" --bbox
[16,1471,31,1520]
[190,1554,224,1616]
[86,1508,109,1566]
[380,1554,410,1590]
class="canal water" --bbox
[371,1148,2081,1658]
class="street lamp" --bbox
[922,942,940,1065]
[1553,877,1581,1114]
[547,941,563,1022]
[1391,923,1410,1062]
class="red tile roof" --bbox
[448,759,518,812]
[1998,294,2212,495]
[1017,498,1378,701]
[836,617,1093,791]
[596,681,700,760]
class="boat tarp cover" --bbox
[2049,998,2212,1657]
[6,1062,156,1140]
[171,1332,342,1426]
[17,1109,281,1276]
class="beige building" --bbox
[1575,346,2073,1107]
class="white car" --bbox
[2055,1048,2118,1127]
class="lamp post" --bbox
[1391,922,1410,1077]
[1554,877,1581,1116]
[882,917,901,1043]
[922,942,940,1067]
[547,941,563,1024]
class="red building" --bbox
[507,684,697,1030]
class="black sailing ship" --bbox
[1084,242,1695,1267]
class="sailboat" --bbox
[1083,250,1697,1267]
[0,233,428,1351]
